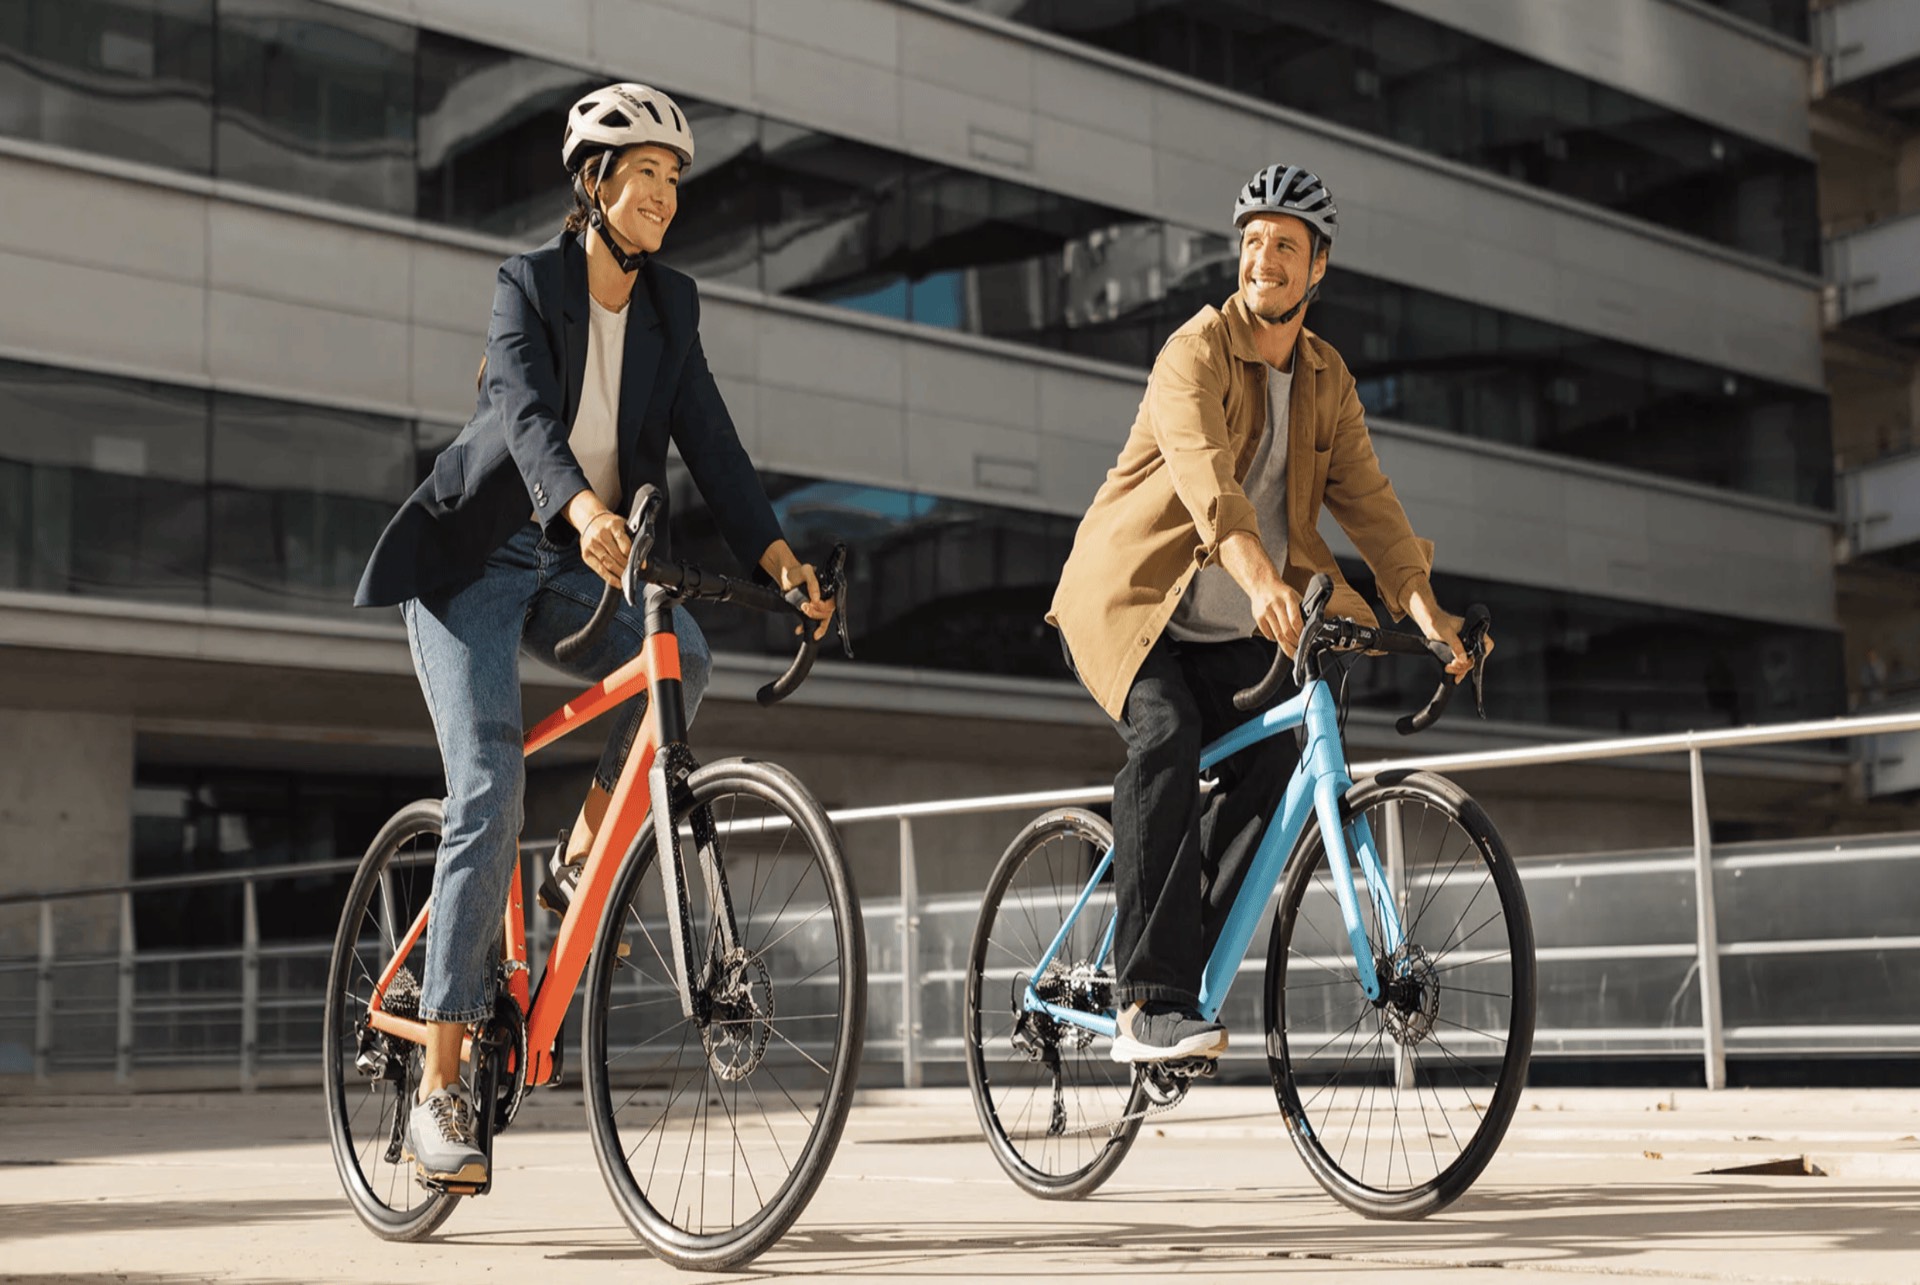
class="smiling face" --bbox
[1237,212,1325,325]
[587,144,681,255]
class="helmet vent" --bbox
[641,100,665,126]
[602,110,631,129]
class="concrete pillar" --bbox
[0,710,135,957]
[0,709,133,1075]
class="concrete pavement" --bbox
[1,1085,1917,1283]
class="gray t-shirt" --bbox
[1165,364,1293,644]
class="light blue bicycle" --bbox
[964,576,1534,1218]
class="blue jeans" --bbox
[401,522,712,1023]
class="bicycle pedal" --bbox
[425,1179,488,1197]
[1162,1056,1219,1079]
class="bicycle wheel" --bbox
[583,758,865,1270]
[323,799,461,1240]
[1265,769,1535,1219]
[965,807,1148,1200]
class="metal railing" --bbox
[4,709,1919,1092]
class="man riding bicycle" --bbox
[1048,164,1490,1064]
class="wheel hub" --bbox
[1378,944,1440,1047]
[701,947,773,1081]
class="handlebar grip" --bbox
[756,586,821,707]
[555,486,660,666]
[554,578,620,666]
[1231,572,1333,712]
[1232,643,1292,713]
[1395,636,1461,736]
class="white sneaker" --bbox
[405,1086,488,1185]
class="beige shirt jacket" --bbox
[1048,292,1436,722]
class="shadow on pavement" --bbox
[1,1197,341,1242]
[524,1181,1919,1277]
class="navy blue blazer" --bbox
[355,232,783,608]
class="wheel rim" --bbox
[326,812,451,1227]
[1275,791,1527,1198]
[590,774,855,1246]
[969,817,1141,1184]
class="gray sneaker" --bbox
[406,1086,488,1185]
[1110,1001,1228,1063]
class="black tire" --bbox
[1264,770,1535,1219]
[965,807,1148,1200]
[583,758,865,1270]
[323,799,461,1241]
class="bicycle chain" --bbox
[1056,1084,1187,1138]
[1045,1056,1220,1138]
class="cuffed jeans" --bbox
[402,522,711,1023]
[1068,631,1298,1011]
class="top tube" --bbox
[1199,681,1320,773]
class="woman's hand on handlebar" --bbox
[760,538,835,640]
[566,491,632,588]
[1407,580,1493,683]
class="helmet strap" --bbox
[582,151,646,275]
[1271,237,1327,326]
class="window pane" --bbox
[0,0,214,173]
[759,123,909,314]
[956,0,1820,270]
[653,98,763,289]
[215,0,415,215]
[415,31,588,238]
[208,392,413,615]
[0,358,208,604]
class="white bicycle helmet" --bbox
[1233,164,1337,247]
[561,82,696,173]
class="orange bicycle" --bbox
[322,486,863,1269]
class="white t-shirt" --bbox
[1165,363,1294,644]
[536,294,627,519]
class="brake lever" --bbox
[1460,605,1492,720]
[620,485,663,607]
[823,543,854,660]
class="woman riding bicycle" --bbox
[353,83,835,1187]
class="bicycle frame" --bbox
[361,585,719,1086]
[1021,675,1406,1039]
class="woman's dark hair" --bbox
[562,185,593,235]
[561,146,612,233]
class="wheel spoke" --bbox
[1274,791,1531,1212]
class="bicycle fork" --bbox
[650,744,744,1022]
[1300,692,1403,1004]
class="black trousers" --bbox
[1067,632,1299,1009]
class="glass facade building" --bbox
[949,0,1820,272]
[0,0,1832,509]
[0,0,1843,741]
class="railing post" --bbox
[34,902,54,1086]
[1383,801,1414,1093]
[1689,748,1728,1091]
[241,879,260,1093]
[116,892,135,1086]
[898,817,922,1090]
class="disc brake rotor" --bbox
[701,947,773,1081]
